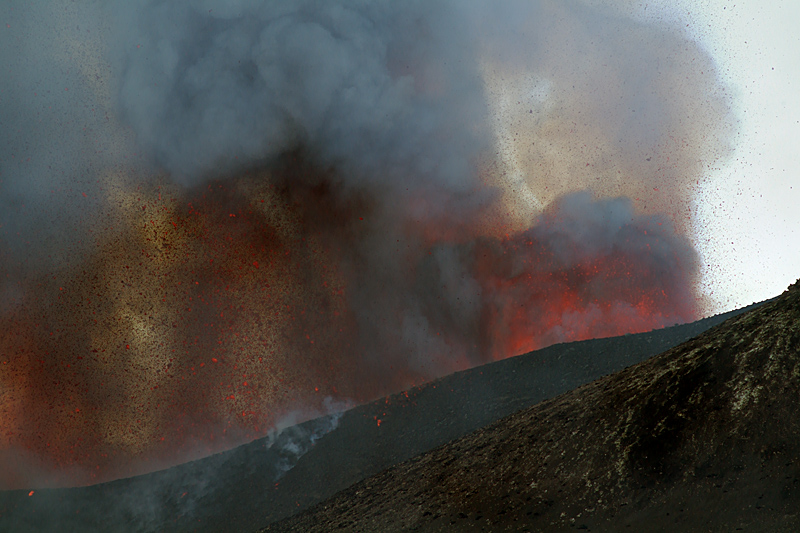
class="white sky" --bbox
[653,0,800,312]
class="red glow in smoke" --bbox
[0,178,358,488]
[471,194,696,359]
[482,243,691,358]
[0,175,696,489]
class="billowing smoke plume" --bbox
[111,0,492,193]
[0,0,732,488]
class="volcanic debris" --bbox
[264,279,800,532]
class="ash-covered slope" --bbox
[0,306,760,533]
[266,280,800,533]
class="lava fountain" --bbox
[0,159,696,489]
[0,0,733,489]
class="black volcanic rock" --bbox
[0,302,768,532]
[264,281,800,532]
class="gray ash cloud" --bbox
[0,0,734,490]
[110,0,492,193]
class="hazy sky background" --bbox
[574,0,800,313]
[661,0,799,312]
[488,0,799,315]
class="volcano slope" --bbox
[0,305,764,532]
[265,280,800,533]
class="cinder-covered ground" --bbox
[265,280,800,532]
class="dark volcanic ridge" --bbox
[0,304,764,533]
[264,280,800,533]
